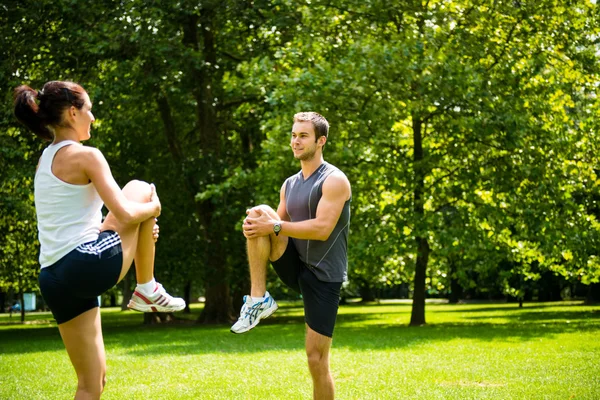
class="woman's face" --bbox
[72,92,95,140]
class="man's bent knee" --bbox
[247,208,262,218]
[250,204,277,217]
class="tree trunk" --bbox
[157,9,233,324]
[184,281,191,314]
[121,272,132,311]
[232,277,251,313]
[448,260,463,304]
[519,273,524,308]
[0,290,5,313]
[586,283,600,304]
[198,283,234,324]
[410,237,429,325]
[359,282,376,302]
[409,116,429,326]
[20,290,25,323]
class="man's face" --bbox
[290,121,322,161]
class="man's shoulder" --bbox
[323,162,349,183]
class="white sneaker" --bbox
[230,291,278,334]
[128,282,186,313]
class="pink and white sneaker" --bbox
[127,282,186,313]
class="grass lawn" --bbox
[0,300,599,399]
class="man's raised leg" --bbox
[248,233,270,298]
[231,206,283,333]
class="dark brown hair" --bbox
[13,81,87,141]
[293,112,329,142]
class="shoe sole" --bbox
[127,301,186,313]
[230,302,279,334]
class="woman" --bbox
[13,80,185,399]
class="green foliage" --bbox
[0,1,599,323]
[0,125,41,294]
[236,0,600,310]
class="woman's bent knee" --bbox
[122,180,152,202]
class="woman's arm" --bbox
[81,147,160,224]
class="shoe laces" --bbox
[239,296,266,321]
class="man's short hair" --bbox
[293,112,329,141]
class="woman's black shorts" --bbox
[271,241,342,338]
[38,230,123,324]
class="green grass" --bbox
[0,301,599,399]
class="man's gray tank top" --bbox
[284,162,350,282]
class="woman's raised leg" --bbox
[100,180,184,312]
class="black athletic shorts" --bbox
[271,241,342,338]
[38,230,123,324]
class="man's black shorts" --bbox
[38,230,123,324]
[271,240,342,338]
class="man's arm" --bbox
[280,172,350,241]
[276,181,290,222]
[245,172,351,241]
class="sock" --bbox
[251,293,266,303]
[137,278,157,295]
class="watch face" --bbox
[274,223,281,232]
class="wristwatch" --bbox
[273,222,282,236]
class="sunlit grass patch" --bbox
[0,301,598,399]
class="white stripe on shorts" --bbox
[76,232,121,255]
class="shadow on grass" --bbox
[0,303,598,356]
[435,302,591,313]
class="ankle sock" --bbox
[137,279,157,295]
[251,293,267,303]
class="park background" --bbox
[0,1,599,399]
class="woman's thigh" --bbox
[100,180,153,282]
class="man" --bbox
[231,112,351,400]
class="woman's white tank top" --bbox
[34,140,103,268]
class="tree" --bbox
[235,0,600,325]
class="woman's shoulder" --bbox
[69,144,103,158]
[60,145,106,171]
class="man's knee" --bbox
[247,208,261,218]
[249,204,277,218]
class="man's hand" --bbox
[242,208,276,239]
